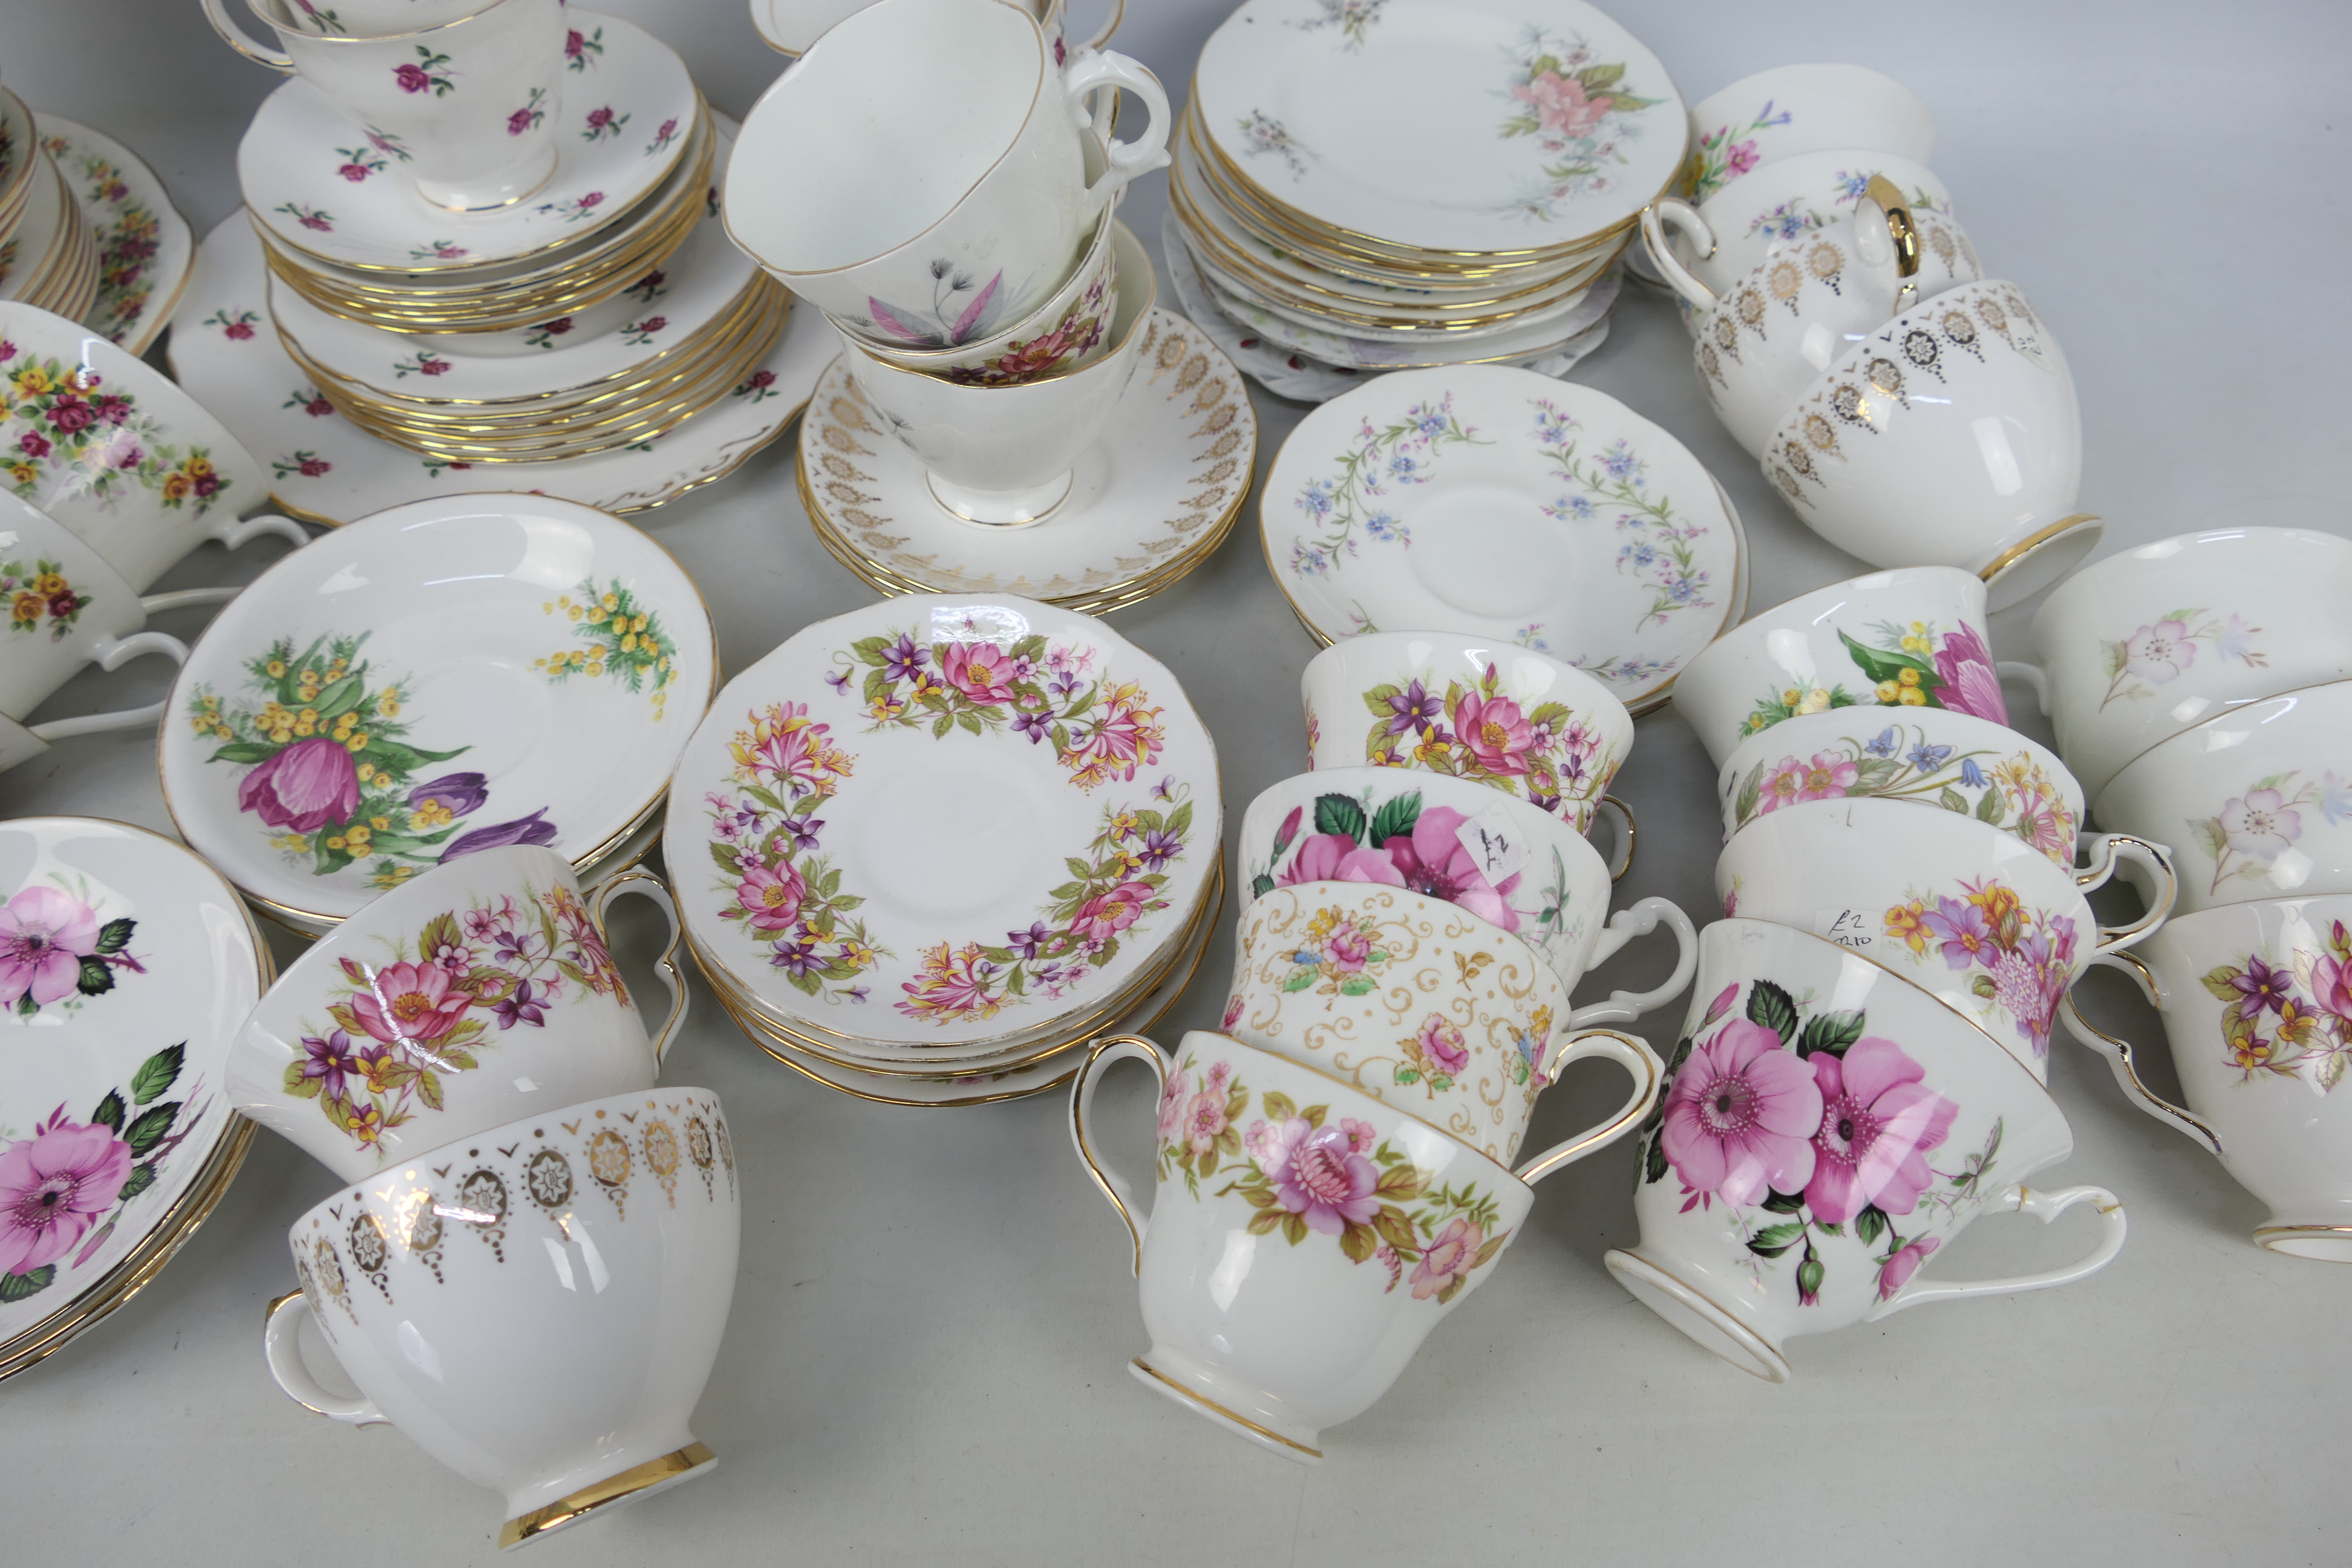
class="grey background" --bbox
[0,1,2347,1563]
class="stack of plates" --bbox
[1166,0,1682,388]
[667,595,1223,1106]
[0,88,103,323]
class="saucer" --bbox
[0,818,269,1383]
[158,494,716,926]
[666,593,1221,1053]
[242,11,697,273]
[36,117,194,356]
[1261,365,1745,713]
[168,214,829,524]
[795,309,1255,612]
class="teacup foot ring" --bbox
[1129,1354,1322,1465]
[926,468,1076,529]
[2252,1223,2352,1264]
[1604,1248,1792,1384]
[498,1440,719,1550]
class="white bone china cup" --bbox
[272,0,494,36]
[1682,64,1935,203]
[0,493,192,733]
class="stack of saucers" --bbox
[667,594,1224,1107]
[0,86,103,324]
[1164,0,1683,397]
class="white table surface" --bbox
[1,1,2347,1563]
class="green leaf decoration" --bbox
[1976,786,2007,825]
[1797,1010,1865,1060]
[1851,757,1904,792]
[1338,1220,1377,1263]
[1374,1161,1424,1199]
[1854,1205,1887,1247]
[91,1090,125,1133]
[116,1163,158,1203]
[1734,763,1763,826]
[930,712,953,739]
[93,917,136,956]
[1761,1189,1806,1214]
[1746,979,1800,1044]
[309,673,365,718]
[1250,874,1276,899]
[0,1266,56,1303]
[283,1063,322,1099]
[1373,1207,1420,1255]
[1642,1131,1668,1184]
[1747,1221,1806,1259]
[1939,786,1969,814]
[129,1044,184,1106]
[1970,974,1999,1000]
[416,1070,444,1112]
[1797,1251,1826,1301]
[123,1101,179,1157]
[1367,789,1422,849]
[1261,1091,1297,1125]
[1313,793,1368,844]
[1281,970,1317,993]
[1577,61,1625,93]
[209,741,278,765]
[2200,965,2247,1002]
[1361,682,1403,718]
[76,955,114,996]
[1838,629,1942,692]
[1338,976,1376,996]
[710,839,748,875]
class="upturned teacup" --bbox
[1716,707,2085,869]
[1070,1028,1661,1460]
[1682,65,1936,203]
[1608,919,2126,1382]
[2065,894,2352,1258]
[1997,526,2352,801]
[0,492,191,733]
[1671,565,2006,770]
[1716,797,2175,1078]
[1222,881,1691,1166]
[263,1085,739,1546]
[1763,279,2099,610]
[230,844,687,1182]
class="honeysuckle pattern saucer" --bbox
[160,494,714,923]
[1195,0,1682,251]
[797,311,1255,606]
[0,820,263,1352]
[168,215,830,524]
[668,596,1220,1051]
[241,12,696,272]
[1263,365,1742,711]
[38,118,193,357]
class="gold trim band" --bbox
[1131,1358,1322,1459]
[498,1442,717,1548]
[1977,514,2101,586]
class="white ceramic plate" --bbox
[667,593,1221,1051]
[797,310,1255,604]
[1261,364,1742,711]
[241,11,696,272]
[159,494,716,925]
[0,818,266,1370]
[36,117,195,356]
[167,214,828,524]
[1194,0,1685,253]
[0,146,65,307]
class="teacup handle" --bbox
[1592,794,1635,881]
[2074,832,2178,953]
[1061,49,1170,203]
[1995,660,2051,716]
[1639,199,1717,310]
[138,587,242,615]
[200,0,294,70]
[263,1290,387,1426]
[2059,950,2224,1154]
[587,868,689,1066]
[1068,1033,1168,1277]
[1858,173,1924,283]
[23,630,190,742]
[212,512,313,556]
[1563,896,1699,1031]
[1864,1183,2128,1318]
[1514,1027,1664,1184]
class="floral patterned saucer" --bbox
[1261,365,1746,714]
[0,817,269,1382]
[1193,0,1685,256]
[667,595,1221,1053]
[795,310,1255,611]
[34,117,194,357]
[241,12,697,273]
[167,215,829,524]
[157,494,716,927]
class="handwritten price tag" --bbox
[1455,805,1527,886]
[1815,909,1875,950]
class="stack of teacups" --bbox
[1642,65,2097,610]
[1164,0,1681,386]
[1623,566,2162,1374]
[725,0,1170,526]
[0,87,105,323]
[202,0,786,465]
[232,841,743,1547]
[1999,528,2352,1261]
[1060,630,1701,1459]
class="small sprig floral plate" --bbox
[158,494,715,929]
[1262,362,1746,714]
[240,11,696,273]
[664,593,1221,1054]
[0,817,269,1380]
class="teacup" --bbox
[1607,918,2126,1382]
[1300,631,1633,835]
[1763,279,2098,610]
[1716,796,2175,1077]
[1671,565,2005,770]
[1069,1028,1661,1460]
[202,0,567,213]
[1,302,310,592]
[263,1085,739,1547]
[834,218,1154,525]
[1996,527,2352,801]
[0,492,191,732]
[2063,895,2352,1256]
[755,0,1125,57]
[1223,881,1692,1166]
[1717,706,2084,868]
[275,0,489,35]
[725,0,1168,333]
[230,844,688,1183]
[1682,64,1936,203]
[2094,679,2352,915]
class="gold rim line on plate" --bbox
[1131,1358,1325,1459]
[258,91,708,277]
[0,88,42,223]
[692,857,1223,1075]
[11,160,80,302]
[498,1443,717,1550]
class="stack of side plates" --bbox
[667,594,1223,1105]
[1167,0,1684,394]
[0,88,103,325]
